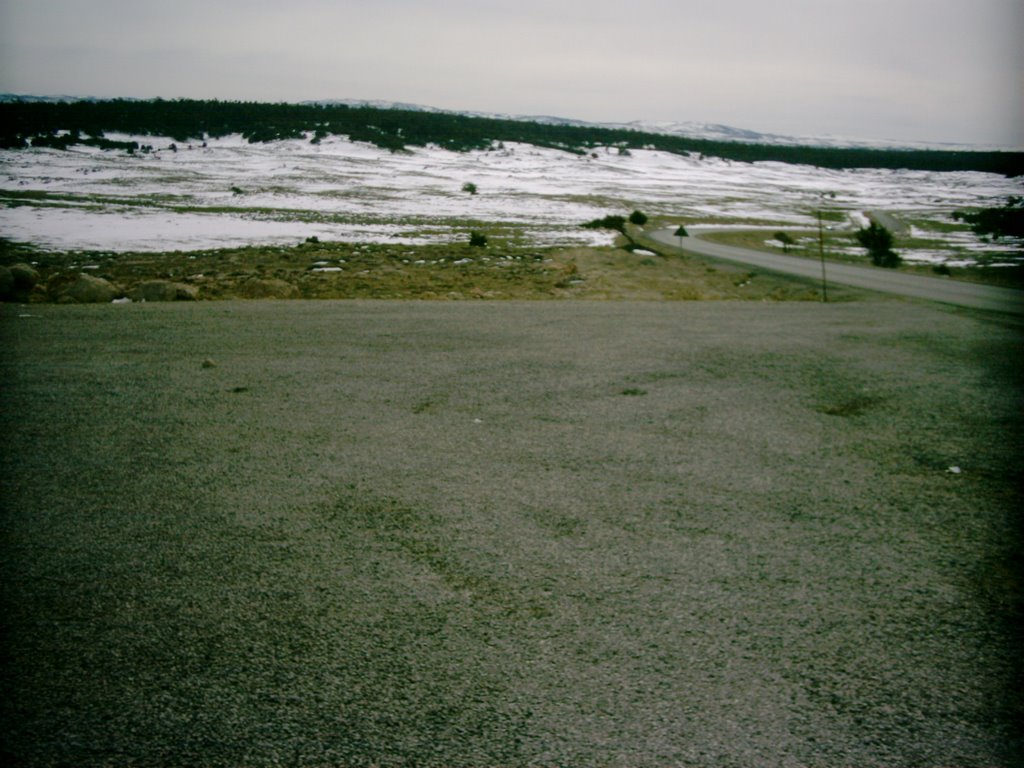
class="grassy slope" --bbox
[4,217,1017,302]
[1,237,862,304]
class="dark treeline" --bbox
[2,98,1021,176]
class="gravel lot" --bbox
[1,298,1022,767]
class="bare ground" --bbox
[1,298,1022,767]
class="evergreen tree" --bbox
[774,232,795,253]
[952,196,1024,239]
[856,222,901,267]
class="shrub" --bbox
[469,231,488,247]
[582,215,626,233]
[462,182,478,195]
[629,210,648,225]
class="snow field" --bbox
[1,133,1021,263]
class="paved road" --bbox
[649,228,1024,314]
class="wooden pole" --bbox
[817,209,828,302]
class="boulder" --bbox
[176,283,199,301]
[0,266,13,301]
[129,280,199,302]
[236,278,298,299]
[56,273,119,304]
[9,263,40,291]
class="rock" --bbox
[236,278,298,299]
[0,266,13,301]
[178,284,199,300]
[0,264,41,301]
[129,280,177,302]
[129,280,199,302]
[9,263,40,290]
[201,358,217,369]
[56,273,119,304]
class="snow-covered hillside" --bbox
[1,132,1020,264]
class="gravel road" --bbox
[866,211,910,236]
[647,229,1024,314]
[2,299,1022,767]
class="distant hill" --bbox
[2,96,1022,176]
[304,99,783,146]
[303,99,995,152]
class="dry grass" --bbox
[2,237,834,303]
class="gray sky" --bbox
[1,0,1021,146]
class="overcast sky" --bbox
[1,0,1021,146]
